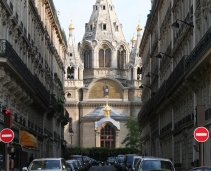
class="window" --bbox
[100,124,115,148]
[117,45,126,69]
[116,26,118,31]
[96,6,97,10]
[69,53,72,57]
[90,25,92,31]
[111,6,112,10]
[84,49,92,68]
[103,5,106,10]
[99,46,111,68]
[67,66,74,79]
[103,24,106,30]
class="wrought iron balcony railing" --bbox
[185,26,211,73]
[0,39,51,106]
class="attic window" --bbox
[103,24,106,30]
[103,5,106,10]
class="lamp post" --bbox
[69,127,74,147]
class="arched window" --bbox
[117,45,126,69]
[99,45,111,68]
[100,124,115,148]
[67,66,74,79]
[137,67,142,80]
[84,49,92,68]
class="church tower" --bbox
[64,0,143,148]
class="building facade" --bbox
[0,0,68,170]
[64,0,143,148]
[138,0,211,170]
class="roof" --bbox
[83,106,128,119]
[142,157,172,161]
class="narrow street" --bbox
[88,165,116,171]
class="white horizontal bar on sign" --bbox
[196,133,207,136]
[2,134,12,137]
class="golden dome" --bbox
[131,34,137,43]
[136,23,142,31]
[68,22,75,30]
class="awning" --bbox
[20,131,38,148]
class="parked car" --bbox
[66,160,79,171]
[22,158,70,171]
[90,158,104,166]
[107,156,116,165]
[69,155,89,170]
[131,156,142,171]
[123,154,138,171]
[189,166,211,171]
[134,158,142,171]
[114,155,125,171]
[137,157,175,171]
[76,159,86,171]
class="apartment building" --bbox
[0,0,68,169]
[138,0,211,170]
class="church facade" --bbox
[64,0,143,148]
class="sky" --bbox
[53,0,151,45]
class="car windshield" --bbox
[142,160,174,171]
[127,156,134,163]
[29,160,61,170]
[108,157,115,161]
[118,156,125,163]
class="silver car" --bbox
[22,158,70,171]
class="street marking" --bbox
[196,133,207,136]
[2,134,12,137]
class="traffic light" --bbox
[3,109,14,128]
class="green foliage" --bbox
[121,117,142,152]
[64,146,138,161]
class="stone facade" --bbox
[64,0,143,148]
[0,0,68,169]
[139,0,211,170]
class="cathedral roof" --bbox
[82,0,126,42]
[128,25,142,67]
[95,116,120,130]
[82,106,128,119]
[66,19,83,67]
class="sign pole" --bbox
[199,142,204,166]
[4,143,9,171]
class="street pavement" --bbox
[88,165,116,171]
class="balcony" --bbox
[0,39,51,107]
[160,122,172,135]
[205,108,211,120]
[185,26,211,73]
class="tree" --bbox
[121,117,142,152]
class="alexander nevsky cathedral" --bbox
[64,0,143,148]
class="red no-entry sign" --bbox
[0,128,14,143]
[194,127,209,142]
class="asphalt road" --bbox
[88,165,116,171]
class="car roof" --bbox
[190,166,211,170]
[142,157,171,161]
[32,158,63,161]
[133,156,142,159]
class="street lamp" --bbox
[69,127,74,147]
[146,72,159,77]
[155,52,173,59]
[171,19,194,30]
[139,84,151,89]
